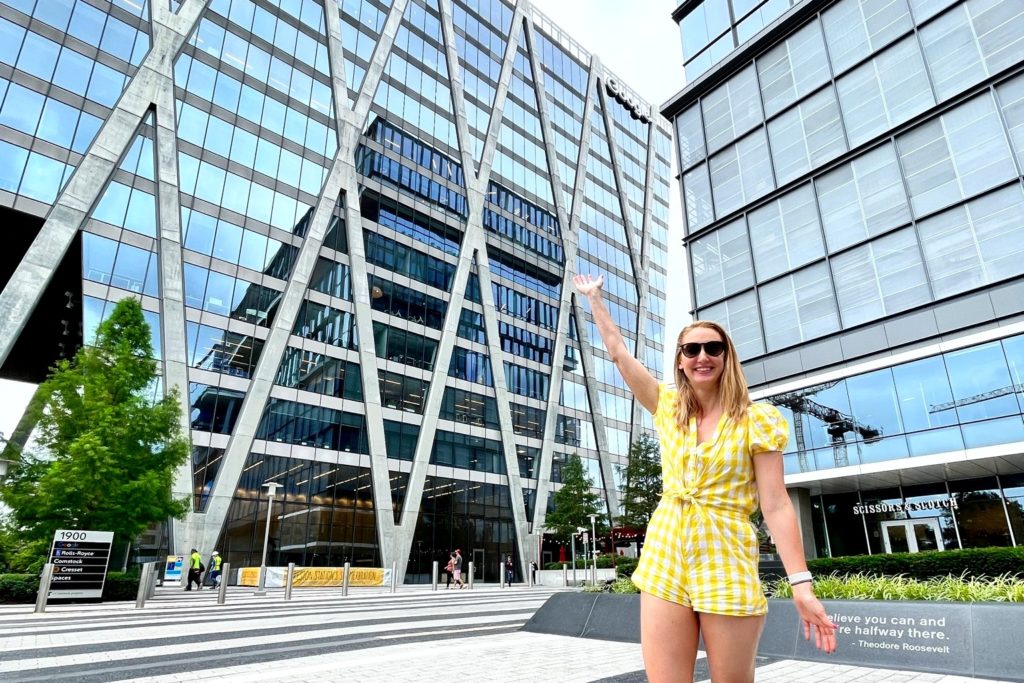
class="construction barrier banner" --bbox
[291,568,344,586]
[347,568,386,587]
[236,566,390,587]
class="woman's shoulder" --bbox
[656,384,680,415]
[746,401,785,423]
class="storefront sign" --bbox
[48,529,113,599]
[163,555,185,586]
[852,497,958,515]
[237,566,391,587]
[605,79,652,123]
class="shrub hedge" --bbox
[0,574,37,603]
[0,572,140,603]
[808,547,1024,580]
[768,572,1024,602]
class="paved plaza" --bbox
[0,586,1012,682]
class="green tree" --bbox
[0,298,190,569]
[544,455,606,543]
[618,433,661,530]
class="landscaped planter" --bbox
[522,593,1024,682]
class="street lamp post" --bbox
[573,526,586,586]
[588,514,598,586]
[254,481,282,596]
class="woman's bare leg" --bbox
[698,613,765,683]
[640,592,700,683]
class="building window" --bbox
[760,262,839,351]
[767,87,846,185]
[748,184,825,282]
[899,94,1017,218]
[757,19,831,117]
[830,227,930,328]
[709,129,774,218]
[815,142,911,252]
[702,65,763,154]
[917,184,1024,298]
[835,36,933,148]
[821,0,913,76]
[691,218,754,306]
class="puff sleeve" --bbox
[747,402,789,456]
[653,384,677,433]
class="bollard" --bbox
[528,564,534,588]
[135,562,153,609]
[562,563,568,587]
[217,563,230,605]
[467,561,474,590]
[342,562,350,596]
[499,562,504,588]
[34,563,54,614]
[390,561,397,593]
[284,562,295,601]
[147,563,158,599]
[431,561,438,592]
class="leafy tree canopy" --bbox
[618,433,662,530]
[0,298,189,570]
[544,455,606,543]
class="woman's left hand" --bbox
[792,583,837,653]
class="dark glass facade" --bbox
[0,0,670,580]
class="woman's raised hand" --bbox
[573,273,605,298]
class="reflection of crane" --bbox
[929,384,1024,412]
[772,382,882,470]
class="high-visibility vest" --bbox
[213,556,222,571]
[190,552,201,569]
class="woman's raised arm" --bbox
[573,274,659,413]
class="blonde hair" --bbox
[672,321,750,430]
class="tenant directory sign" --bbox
[48,529,113,598]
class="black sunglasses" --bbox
[678,341,726,358]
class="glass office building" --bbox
[664,0,1024,557]
[0,0,671,581]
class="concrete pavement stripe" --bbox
[0,612,536,672]
[0,606,545,660]
[1,592,549,637]
[3,623,524,683]
[114,629,646,683]
[0,588,558,624]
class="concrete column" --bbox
[788,487,818,560]
[191,0,410,558]
[390,1,532,584]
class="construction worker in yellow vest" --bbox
[207,551,223,589]
[186,548,203,591]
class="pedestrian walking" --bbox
[185,548,203,591]
[574,273,836,683]
[452,549,464,589]
[444,553,455,589]
[206,551,222,588]
[504,554,514,586]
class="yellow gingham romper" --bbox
[631,385,789,616]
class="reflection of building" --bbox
[0,0,669,581]
[664,0,1024,558]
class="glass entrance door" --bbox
[472,549,484,580]
[880,518,944,553]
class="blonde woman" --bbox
[574,274,836,683]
